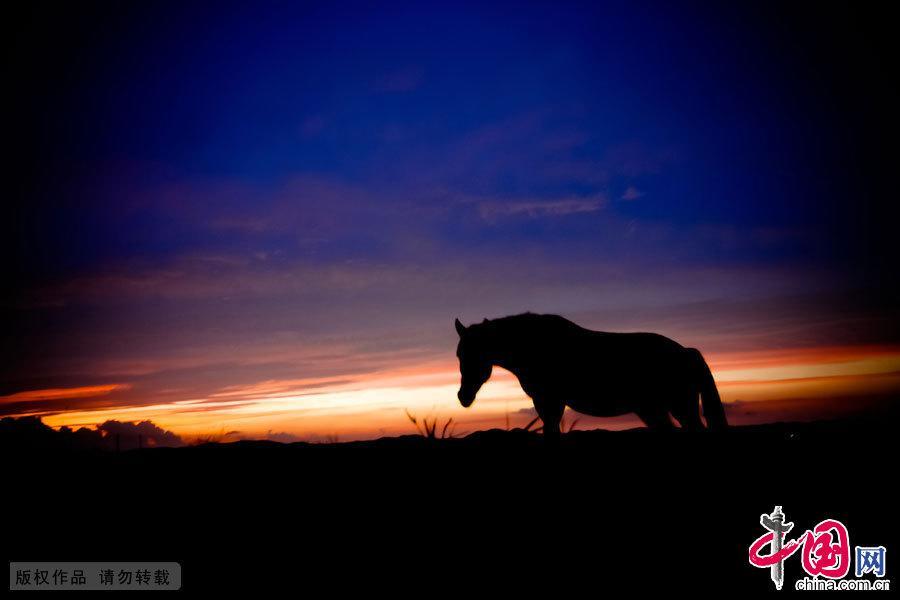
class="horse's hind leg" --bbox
[636,407,675,430]
[671,393,704,431]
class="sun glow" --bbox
[10,345,900,441]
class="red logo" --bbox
[750,518,851,578]
[749,506,852,590]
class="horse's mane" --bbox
[474,312,586,338]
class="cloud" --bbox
[96,420,184,448]
[0,384,129,403]
[478,196,605,220]
[264,430,304,443]
[2,248,847,420]
[0,416,183,450]
[621,186,643,201]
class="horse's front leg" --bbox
[533,396,564,444]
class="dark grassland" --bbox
[5,411,897,594]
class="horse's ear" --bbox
[454,318,467,337]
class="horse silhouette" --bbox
[454,313,727,437]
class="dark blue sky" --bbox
[12,1,882,269]
[3,1,898,420]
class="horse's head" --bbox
[455,318,493,408]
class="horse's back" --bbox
[553,329,690,409]
[530,316,686,369]
[539,315,682,350]
[576,329,684,360]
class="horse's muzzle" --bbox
[457,390,474,407]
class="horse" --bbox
[454,313,727,438]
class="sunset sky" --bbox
[3,1,898,442]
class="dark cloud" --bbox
[1,416,183,451]
[264,431,304,444]
[96,420,184,449]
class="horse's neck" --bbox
[486,330,529,374]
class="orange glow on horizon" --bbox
[8,344,900,441]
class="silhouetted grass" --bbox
[522,416,541,432]
[405,410,459,439]
[190,428,228,445]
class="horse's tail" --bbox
[685,348,728,430]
